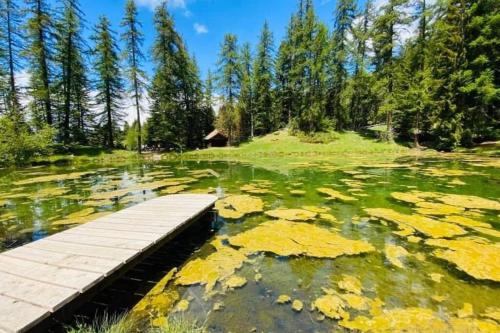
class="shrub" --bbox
[0,116,55,166]
[293,130,340,144]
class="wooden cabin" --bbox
[204,130,228,147]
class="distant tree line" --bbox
[215,0,499,150]
[0,0,214,156]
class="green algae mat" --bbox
[0,154,499,332]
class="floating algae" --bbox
[435,193,500,211]
[457,302,474,318]
[365,208,466,238]
[340,293,371,311]
[277,295,291,304]
[175,239,247,293]
[414,201,465,216]
[228,220,375,259]
[312,294,349,319]
[35,187,70,198]
[174,299,190,312]
[292,299,303,312]
[161,185,189,194]
[384,244,409,269]
[265,208,317,221]
[339,307,449,332]
[240,184,272,194]
[52,211,110,226]
[224,275,247,289]
[482,307,500,322]
[130,268,179,322]
[302,205,330,213]
[289,189,306,196]
[425,238,500,282]
[337,275,363,295]
[429,273,443,283]
[13,171,95,185]
[215,194,264,219]
[448,317,500,333]
[443,215,492,229]
[317,188,357,202]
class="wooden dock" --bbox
[0,194,217,333]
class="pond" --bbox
[0,154,499,332]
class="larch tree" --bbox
[55,0,89,143]
[25,0,54,126]
[121,0,147,154]
[216,33,241,144]
[238,42,254,139]
[328,0,356,130]
[372,0,410,140]
[92,16,124,148]
[0,0,23,117]
[253,21,275,135]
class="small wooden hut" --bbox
[204,130,228,148]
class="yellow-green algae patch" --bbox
[215,194,264,219]
[384,244,408,269]
[457,302,474,318]
[312,294,349,319]
[130,268,179,323]
[339,307,449,332]
[482,307,500,322]
[277,295,291,304]
[337,275,363,295]
[443,215,492,229]
[13,171,95,185]
[302,205,330,213]
[425,238,500,282]
[436,193,500,211]
[414,201,465,216]
[292,299,303,312]
[365,208,466,238]
[228,220,375,259]
[265,208,317,221]
[174,238,247,293]
[224,275,247,289]
[317,188,357,202]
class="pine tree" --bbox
[348,0,376,130]
[427,0,469,149]
[92,16,124,148]
[25,0,54,126]
[275,16,295,127]
[121,0,146,153]
[253,21,274,135]
[372,0,410,140]
[460,0,499,144]
[0,0,23,116]
[328,0,356,129]
[238,42,254,139]
[216,33,241,144]
[297,0,329,132]
[201,69,215,139]
[55,0,89,143]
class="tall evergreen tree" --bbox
[92,16,123,148]
[275,16,295,127]
[0,0,23,116]
[253,21,274,135]
[238,42,254,139]
[25,0,54,126]
[372,0,410,140]
[349,0,376,129]
[201,69,215,139]
[427,0,469,149]
[216,33,241,144]
[328,0,356,129]
[121,0,146,153]
[55,0,89,143]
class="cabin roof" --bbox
[204,129,227,141]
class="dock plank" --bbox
[0,271,78,311]
[0,194,217,333]
[0,294,49,333]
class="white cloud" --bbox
[135,0,186,11]
[193,23,208,34]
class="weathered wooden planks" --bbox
[0,194,217,333]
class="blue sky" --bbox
[69,0,342,80]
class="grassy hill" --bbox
[187,130,410,158]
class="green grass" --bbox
[32,145,144,165]
[187,130,410,158]
[67,315,206,333]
